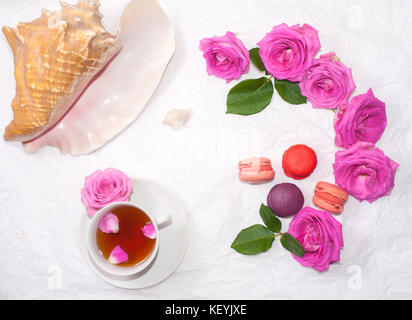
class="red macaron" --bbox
[282,144,317,180]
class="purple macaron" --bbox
[267,183,304,218]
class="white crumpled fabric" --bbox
[0,0,411,299]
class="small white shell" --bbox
[162,109,191,131]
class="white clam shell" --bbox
[163,109,192,131]
[23,0,175,155]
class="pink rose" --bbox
[288,206,343,272]
[257,23,321,81]
[199,31,250,83]
[81,168,133,216]
[333,142,399,203]
[299,52,356,109]
[334,89,387,148]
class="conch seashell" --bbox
[23,0,175,155]
[3,0,120,142]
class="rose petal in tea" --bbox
[98,212,119,234]
[141,223,156,239]
[108,245,128,264]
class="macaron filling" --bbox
[283,166,312,179]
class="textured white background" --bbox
[1,0,412,299]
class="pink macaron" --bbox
[238,157,275,184]
[313,181,349,214]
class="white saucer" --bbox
[78,179,189,289]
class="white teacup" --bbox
[87,201,171,277]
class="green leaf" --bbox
[226,77,274,115]
[259,204,281,233]
[280,233,305,257]
[231,224,275,255]
[274,79,307,105]
[249,48,267,72]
